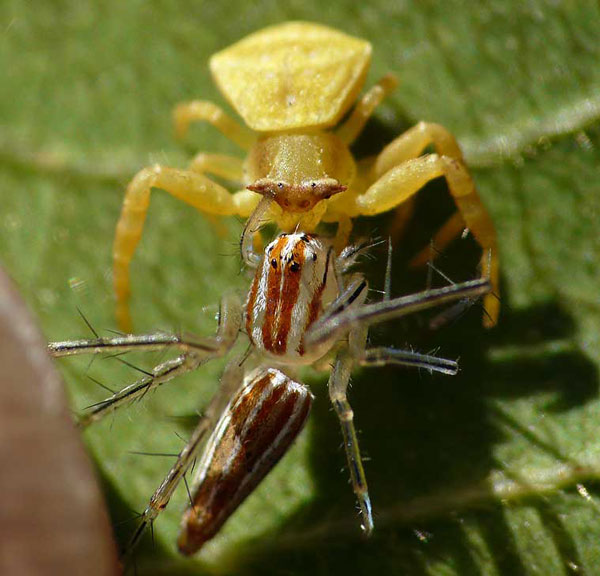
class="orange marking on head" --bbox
[261,237,286,352]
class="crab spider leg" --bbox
[336,74,399,146]
[125,355,245,556]
[114,165,258,331]
[355,153,499,327]
[187,153,245,182]
[408,211,466,268]
[333,215,353,254]
[173,100,256,150]
[185,153,248,238]
[364,121,499,325]
[372,122,464,177]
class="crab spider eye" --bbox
[290,261,300,272]
[271,259,277,269]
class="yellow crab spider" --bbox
[114,21,499,332]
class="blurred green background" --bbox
[1,1,600,574]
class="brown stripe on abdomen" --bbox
[177,369,312,555]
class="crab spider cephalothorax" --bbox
[113,22,499,332]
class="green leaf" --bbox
[1,2,600,574]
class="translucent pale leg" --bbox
[328,342,464,536]
[317,264,371,533]
[306,276,490,349]
[359,347,458,375]
[355,152,499,327]
[49,293,241,426]
[173,100,256,150]
[113,166,255,332]
[336,74,399,145]
[50,295,243,557]
[328,306,373,536]
[325,269,483,536]
[126,355,245,557]
[328,348,374,535]
[332,342,463,535]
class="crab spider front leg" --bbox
[336,74,399,146]
[353,123,499,327]
[187,153,244,181]
[184,153,250,237]
[113,166,258,332]
[173,100,256,150]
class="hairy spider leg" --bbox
[353,121,499,326]
[49,293,241,426]
[125,354,245,557]
[309,273,489,532]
